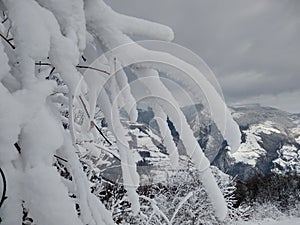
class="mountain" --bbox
[214,104,300,180]
[136,104,300,181]
[97,115,170,184]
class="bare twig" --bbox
[101,176,115,185]
[0,32,15,49]
[78,95,112,145]
[35,62,110,76]
[94,144,120,161]
[49,66,56,75]
[34,62,112,144]
[76,65,110,75]
[2,17,8,24]
[170,191,194,224]
[92,121,112,146]
[1,11,8,24]
[14,142,21,154]
[54,155,68,163]
[78,95,91,118]
[81,55,87,62]
[0,168,7,208]
[36,62,52,66]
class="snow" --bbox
[0,84,22,163]
[0,29,22,163]
[62,134,115,225]
[131,128,159,153]
[1,1,92,224]
[0,32,10,81]
[4,0,51,60]
[49,35,81,94]
[232,121,280,166]
[295,135,300,144]
[128,124,169,167]
[272,144,300,174]
[151,103,179,169]
[240,217,300,225]
[98,89,140,214]
[22,165,82,225]
[292,126,300,144]
[19,98,64,168]
[132,68,227,220]
[255,121,281,134]
[0,164,22,225]
[84,0,244,220]
[0,0,246,223]
[3,0,53,87]
[279,145,298,161]
[36,0,86,51]
[114,67,138,123]
[102,42,241,153]
[85,0,174,50]
[117,12,174,41]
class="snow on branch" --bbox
[0,0,242,224]
[84,0,241,221]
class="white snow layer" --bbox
[22,166,82,225]
[36,0,86,51]
[232,121,281,166]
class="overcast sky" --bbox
[106,0,300,113]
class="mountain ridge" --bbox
[136,103,300,181]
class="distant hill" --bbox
[136,104,300,181]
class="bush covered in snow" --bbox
[85,165,249,225]
[234,174,300,221]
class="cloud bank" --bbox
[106,0,300,112]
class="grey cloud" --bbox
[105,0,300,112]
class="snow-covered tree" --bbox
[0,0,241,224]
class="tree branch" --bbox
[36,62,52,66]
[94,144,120,161]
[1,11,8,24]
[0,32,15,49]
[35,62,110,76]
[78,95,112,146]
[54,154,68,163]
[78,95,90,118]
[34,62,112,145]
[14,142,21,153]
[81,55,87,62]
[76,65,110,75]
[92,121,112,146]
[0,167,7,208]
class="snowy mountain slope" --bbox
[138,104,225,162]
[136,104,300,181]
[214,104,300,180]
[96,117,170,183]
[98,103,300,183]
[98,105,224,185]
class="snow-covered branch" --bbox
[0,0,241,224]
